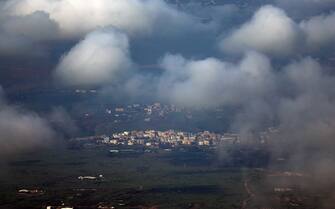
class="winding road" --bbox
[241,179,255,209]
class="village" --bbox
[70,127,280,151]
[71,130,241,150]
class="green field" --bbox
[1,143,332,209]
[0,143,247,209]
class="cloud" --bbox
[1,0,199,38]
[269,57,335,182]
[47,107,78,137]
[276,0,335,18]
[220,5,300,56]
[55,29,132,86]
[0,0,211,58]
[158,51,275,108]
[0,33,33,56]
[1,11,59,41]
[300,12,335,50]
[0,88,56,156]
[0,11,59,55]
[219,4,335,57]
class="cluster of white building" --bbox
[97,130,240,148]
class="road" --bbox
[241,178,255,209]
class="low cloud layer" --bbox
[0,88,56,156]
[158,51,335,182]
[47,107,78,137]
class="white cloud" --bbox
[300,12,335,49]
[0,89,55,156]
[220,5,300,56]
[1,0,197,38]
[158,51,275,108]
[55,29,132,86]
[0,0,207,56]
